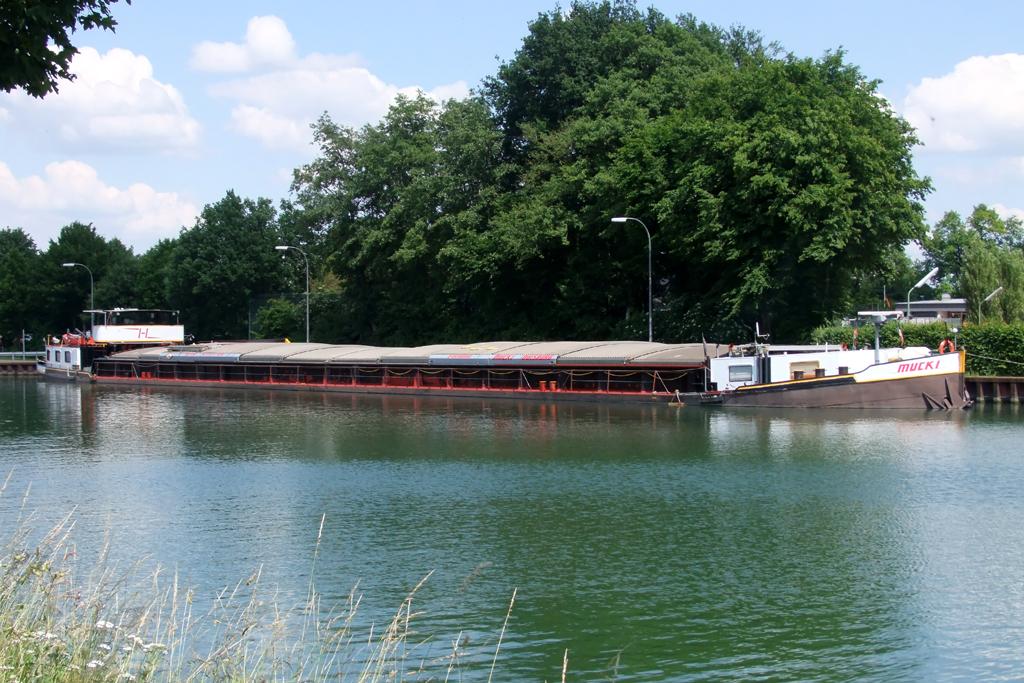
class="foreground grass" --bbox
[0,495,515,683]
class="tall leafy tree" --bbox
[961,236,1024,324]
[168,191,285,341]
[36,221,132,333]
[134,238,177,309]
[293,0,931,344]
[609,51,930,339]
[295,94,516,344]
[922,204,1024,298]
[0,228,40,349]
[485,3,929,340]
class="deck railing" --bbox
[0,352,45,361]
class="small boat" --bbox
[706,312,970,409]
[39,309,184,382]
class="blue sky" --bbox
[2,0,1023,252]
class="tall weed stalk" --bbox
[0,489,513,683]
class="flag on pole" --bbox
[898,323,905,347]
[853,327,858,349]
[884,286,890,308]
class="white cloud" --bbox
[0,160,197,250]
[191,16,297,73]
[994,203,1024,222]
[0,48,201,155]
[902,54,1024,153]
[197,16,469,152]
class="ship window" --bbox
[46,350,51,361]
[108,310,176,326]
[64,351,71,363]
[729,365,753,382]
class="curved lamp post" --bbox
[611,216,653,342]
[62,262,94,329]
[981,286,1003,324]
[906,266,939,322]
[275,245,309,343]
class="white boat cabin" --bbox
[42,308,183,374]
[710,344,933,391]
[88,308,184,343]
[44,345,83,371]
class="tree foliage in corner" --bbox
[1,0,128,97]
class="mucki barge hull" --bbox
[91,340,720,404]
[88,324,970,409]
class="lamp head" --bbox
[275,246,289,251]
[62,262,75,267]
[984,286,1004,303]
[912,266,940,291]
[611,217,628,223]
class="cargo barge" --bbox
[55,309,969,409]
[92,340,724,404]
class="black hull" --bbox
[721,371,969,409]
[39,365,90,382]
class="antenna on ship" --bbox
[754,323,770,354]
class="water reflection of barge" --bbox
[92,341,723,403]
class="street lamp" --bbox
[980,286,1003,324]
[906,266,939,322]
[62,262,94,329]
[611,216,653,343]
[275,245,309,343]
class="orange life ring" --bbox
[939,340,955,354]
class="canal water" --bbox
[2,377,1024,681]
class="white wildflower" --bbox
[121,645,133,653]
[86,661,103,669]
[97,644,111,651]
[0,667,12,671]
[95,621,115,630]
[120,675,136,681]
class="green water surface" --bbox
[2,377,1023,681]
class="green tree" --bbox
[921,210,970,294]
[293,1,930,344]
[134,238,177,309]
[168,191,285,341]
[962,240,1024,323]
[494,6,929,340]
[295,94,514,344]
[253,298,302,340]
[0,228,40,350]
[93,237,137,309]
[1,0,129,97]
[36,221,133,334]
[921,204,1024,295]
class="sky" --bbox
[2,0,1023,254]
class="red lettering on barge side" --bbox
[897,359,942,374]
